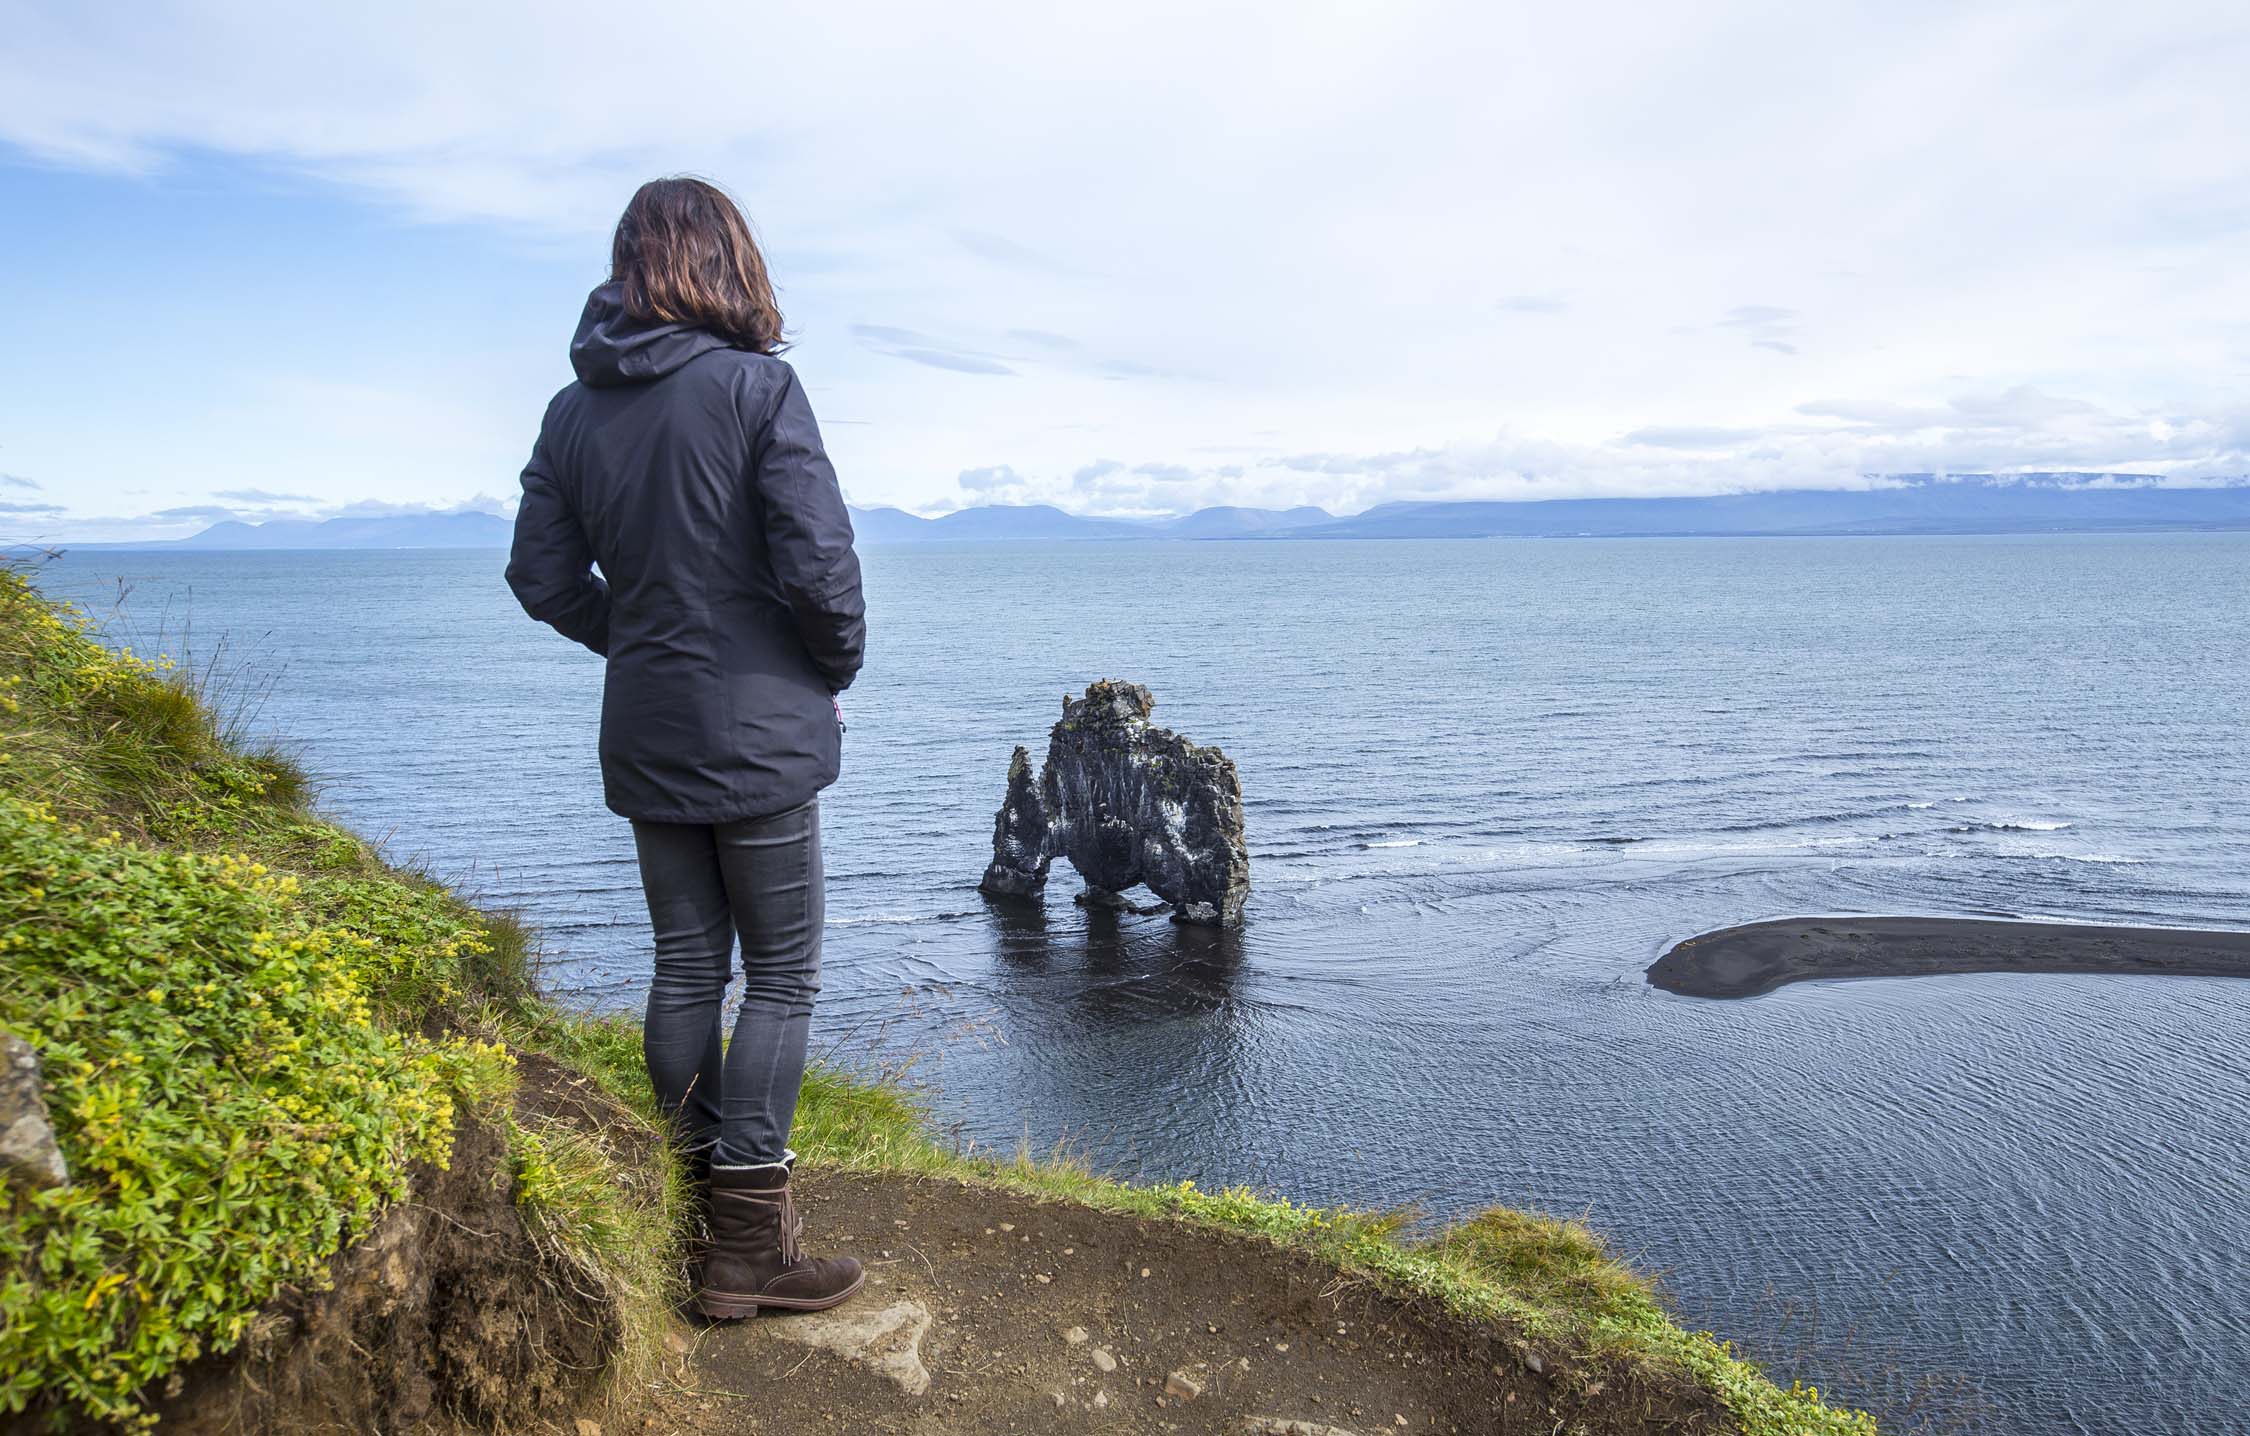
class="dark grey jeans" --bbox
[631,799,823,1168]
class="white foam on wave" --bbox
[1629,833,1866,859]
[1366,838,1423,848]
[1951,819,2077,834]
[827,910,971,928]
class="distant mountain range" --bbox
[852,476,2250,541]
[75,512,521,550]
[848,502,1339,543]
[1284,475,2250,539]
[59,474,2250,550]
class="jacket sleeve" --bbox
[505,438,612,657]
[750,365,867,692]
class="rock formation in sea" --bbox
[978,680,1249,926]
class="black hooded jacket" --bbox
[507,283,866,823]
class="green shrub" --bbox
[0,798,514,1424]
[0,567,682,1430]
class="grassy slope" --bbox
[0,567,1872,1434]
[0,568,671,1427]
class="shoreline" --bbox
[1647,915,2250,999]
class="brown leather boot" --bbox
[696,1158,864,1319]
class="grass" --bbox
[0,563,1873,1434]
[817,1072,1873,1435]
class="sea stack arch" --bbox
[978,680,1250,926]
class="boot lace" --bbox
[777,1185,803,1264]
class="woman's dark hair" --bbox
[610,177,785,353]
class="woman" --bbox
[507,177,866,1318]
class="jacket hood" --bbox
[570,281,733,387]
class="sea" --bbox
[37,533,2250,1436]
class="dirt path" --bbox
[616,1170,1722,1436]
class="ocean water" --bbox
[39,534,2250,1436]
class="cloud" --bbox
[1798,386,2106,436]
[1623,426,1763,449]
[322,493,513,518]
[956,464,1024,495]
[849,324,946,347]
[211,486,318,504]
[1719,304,1800,355]
[887,348,1015,376]
[1100,359,1169,379]
[45,382,2250,538]
[0,500,63,514]
[912,377,2250,517]
[849,323,1015,376]
[0,473,39,491]
[1796,398,1941,428]
[951,228,1077,275]
[1065,457,1224,514]
[3,4,2248,521]
[49,495,510,532]
[1130,462,1197,484]
[148,504,242,521]
[1948,386,2098,425]
[848,321,1185,383]
[1721,305,1796,329]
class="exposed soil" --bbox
[513,1048,667,1182]
[116,1062,631,1436]
[607,1171,1728,1436]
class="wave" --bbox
[1363,838,1423,849]
[1950,820,2075,834]
[1689,801,1952,838]
[1706,810,1883,835]
[1972,846,2142,865]
[1629,834,1866,858]
[827,909,977,928]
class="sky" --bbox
[3,0,2248,540]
